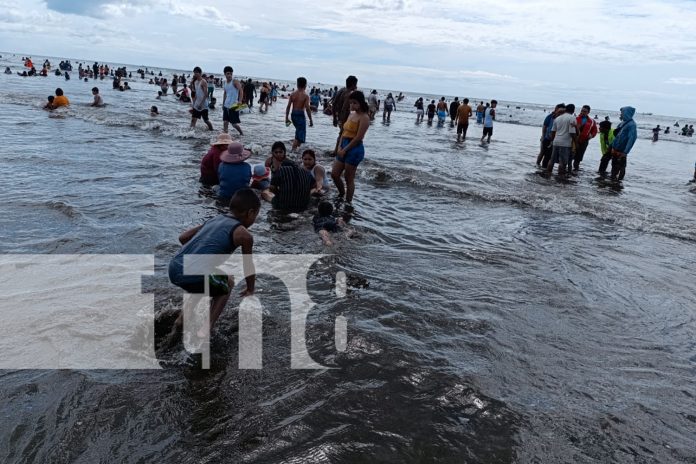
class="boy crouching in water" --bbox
[168,189,259,338]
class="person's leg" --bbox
[344,163,358,203]
[319,229,333,246]
[200,276,234,338]
[232,123,243,136]
[332,160,346,198]
[387,110,392,122]
[598,154,610,174]
[610,155,619,179]
[617,156,626,180]
[190,116,197,128]
[203,111,213,131]
[574,141,588,170]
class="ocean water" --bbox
[1,53,696,463]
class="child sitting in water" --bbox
[150,106,159,116]
[168,188,259,338]
[313,201,347,246]
[250,164,274,202]
[218,142,252,201]
[44,95,54,110]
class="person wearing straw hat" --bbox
[200,133,234,186]
[218,142,252,200]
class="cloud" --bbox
[665,77,696,85]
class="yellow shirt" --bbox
[53,95,70,107]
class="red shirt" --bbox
[200,146,224,184]
[576,115,598,142]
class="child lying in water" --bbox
[313,201,353,246]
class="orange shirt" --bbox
[456,104,472,123]
[53,95,70,107]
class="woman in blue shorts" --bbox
[332,90,370,205]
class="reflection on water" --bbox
[1,54,696,462]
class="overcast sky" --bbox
[2,0,696,117]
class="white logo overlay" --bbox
[0,254,348,370]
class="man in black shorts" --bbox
[190,66,213,130]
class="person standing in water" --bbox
[383,92,396,122]
[449,97,460,127]
[222,66,244,136]
[190,67,213,131]
[480,100,497,143]
[609,106,638,181]
[652,125,661,142]
[332,91,370,206]
[597,119,615,176]
[414,97,424,124]
[455,98,472,142]
[285,76,314,152]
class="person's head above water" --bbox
[302,149,316,169]
[348,91,369,113]
[317,201,333,218]
[92,87,99,94]
[55,88,64,96]
[228,188,260,228]
[297,77,307,89]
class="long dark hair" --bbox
[349,91,369,113]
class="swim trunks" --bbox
[291,109,306,143]
[222,107,240,124]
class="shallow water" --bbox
[1,54,696,463]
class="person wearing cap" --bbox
[250,164,274,202]
[200,133,234,186]
[218,142,252,200]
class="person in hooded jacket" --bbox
[609,106,637,181]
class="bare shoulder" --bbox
[232,224,253,245]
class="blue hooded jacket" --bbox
[611,106,637,155]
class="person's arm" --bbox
[179,224,203,245]
[222,88,227,107]
[313,165,325,191]
[491,109,496,120]
[233,226,255,295]
[235,81,243,103]
[305,95,313,127]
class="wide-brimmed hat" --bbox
[211,133,234,146]
[220,142,251,163]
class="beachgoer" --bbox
[455,98,472,142]
[168,188,259,338]
[285,76,314,152]
[44,95,55,110]
[436,97,448,126]
[207,75,215,100]
[481,100,497,143]
[367,90,379,120]
[546,104,577,176]
[269,159,313,212]
[331,75,358,129]
[313,201,347,246]
[302,149,330,195]
[597,119,615,175]
[200,133,233,185]
[222,66,244,136]
[573,104,598,171]
[449,97,460,127]
[53,88,70,108]
[265,141,287,173]
[244,79,256,108]
[426,100,436,124]
[332,90,370,205]
[537,103,565,168]
[90,87,104,107]
[190,67,213,130]
[218,142,252,200]
[688,125,694,137]
[652,125,661,142]
[476,102,485,124]
[258,83,270,112]
[414,97,424,123]
[383,92,396,122]
[250,164,274,202]
[609,106,638,181]
[150,106,159,116]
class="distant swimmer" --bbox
[4,67,11,74]
[476,101,485,124]
[383,92,396,123]
[664,127,670,134]
[652,125,660,142]
[150,106,159,116]
[43,95,55,110]
[90,87,104,107]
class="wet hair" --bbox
[566,104,575,113]
[271,141,287,154]
[463,98,469,104]
[302,149,316,160]
[349,91,369,113]
[193,66,202,74]
[150,106,158,113]
[223,66,233,74]
[55,88,64,96]
[318,201,333,217]
[346,75,358,88]
[297,77,307,88]
[47,95,54,102]
[91,87,99,93]
[229,188,261,214]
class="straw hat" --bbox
[211,133,234,146]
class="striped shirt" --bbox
[270,163,312,211]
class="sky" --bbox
[2,0,696,117]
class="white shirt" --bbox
[552,113,577,147]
